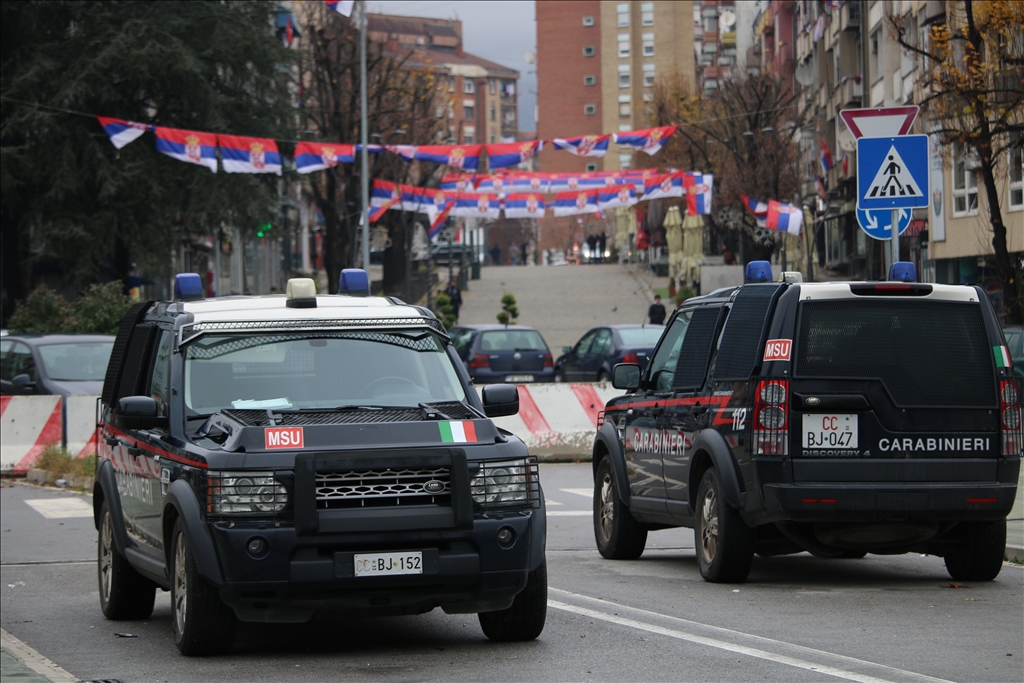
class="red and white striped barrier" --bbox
[0,395,63,474]
[476,383,623,459]
[66,394,101,458]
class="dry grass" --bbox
[35,443,95,479]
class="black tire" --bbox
[694,468,755,583]
[596,370,609,382]
[594,456,647,559]
[554,370,565,383]
[837,550,867,559]
[944,519,1006,582]
[98,501,156,620]
[478,560,547,641]
[171,519,237,656]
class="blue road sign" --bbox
[856,207,911,240]
[857,135,929,210]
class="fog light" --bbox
[247,537,268,558]
[496,526,516,549]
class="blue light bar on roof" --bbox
[744,261,773,283]
[888,261,917,282]
[339,268,369,297]
[174,273,204,301]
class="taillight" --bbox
[543,353,553,368]
[753,379,789,456]
[999,380,1022,456]
[623,352,639,364]
[470,354,490,369]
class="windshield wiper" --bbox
[278,405,386,412]
[418,402,452,420]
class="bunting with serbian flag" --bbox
[597,184,638,211]
[475,175,512,195]
[683,172,714,215]
[369,195,400,223]
[294,142,355,173]
[741,194,769,222]
[218,135,282,175]
[551,134,611,157]
[552,189,600,216]
[395,144,483,171]
[449,193,501,218]
[505,173,550,193]
[440,173,478,193]
[766,200,804,235]
[502,193,546,219]
[642,171,685,200]
[820,139,833,175]
[428,201,454,238]
[613,125,678,155]
[97,117,150,149]
[325,0,355,17]
[484,140,542,170]
[154,127,218,172]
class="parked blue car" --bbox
[554,324,663,382]
[450,325,556,384]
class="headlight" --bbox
[207,471,288,515]
[470,458,540,510]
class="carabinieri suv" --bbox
[92,271,546,655]
[592,261,1022,583]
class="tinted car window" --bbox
[450,328,474,358]
[575,331,597,355]
[480,330,548,352]
[147,330,173,417]
[38,342,113,381]
[591,329,613,354]
[617,327,664,346]
[9,342,37,381]
[0,340,11,381]
[647,311,691,391]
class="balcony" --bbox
[817,86,829,111]
[796,31,813,61]
[827,151,854,187]
[838,77,863,108]
[704,30,719,45]
[840,1,860,31]
[722,31,736,47]
[704,66,721,80]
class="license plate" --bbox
[506,375,534,382]
[802,414,858,449]
[353,551,423,577]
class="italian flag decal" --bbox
[994,346,1012,368]
[438,421,479,443]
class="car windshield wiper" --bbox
[418,402,453,420]
[278,405,387,412]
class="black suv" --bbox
[592,262,1021,583]
[92,273,546,655]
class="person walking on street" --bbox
[648,294,666,325]
[445,278,463,323]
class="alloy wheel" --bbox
[599,472,615,540]
[100,512,113,600]
[173,533,188,635]
[700,486,719,563]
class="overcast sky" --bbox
[368,0,537,132]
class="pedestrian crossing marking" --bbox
[864,145,923,199]
[561,488,593,498]
[25,498,93,519]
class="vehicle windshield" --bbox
[617,327,664,346]
[38,342,113,381]
[479,330,548,352]
[183,332,466,414]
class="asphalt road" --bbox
[2,469,1022,683]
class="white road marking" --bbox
[1,628,79,683]
[560,488,593,498]
[549,589,954,683]
[544,499,563,506]
[547,511,590,517]
[24,498,93,519]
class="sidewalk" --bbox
[1,630,77,683]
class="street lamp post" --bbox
[358,0,370,271]
[370,130,411,301]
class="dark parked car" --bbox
[1003,326,1023,380]
[450,325,555,384]
[554,325,663,382]
[0,334,114,396]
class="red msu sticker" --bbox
[763,339,792,362]
[265,427,304,449]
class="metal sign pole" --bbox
[890,208,899,267]
[359,0,370,270]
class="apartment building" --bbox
[693,1,759,95]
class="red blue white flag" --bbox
[325,0,354,17]
[294,142,355,173]
[597,184,638,211]
[766,200,803,235]
[485,141,542,170]
[450,193,501,218]
[552,189,599,217]
[97,117,150,149]
[394,144,483,171]
[440,173,479,193]
[505,174,551,193]
[154,127,218,173]
[428,201,454,237]
[820,139,833,175]
[613,125,678,155]
[741,194,769,219]
[218,135,282,175]
[642,171,685,200]
[369,196,400,223]
[684,172,714,215]
[502,193,546,219]
[551,134,611,158]
[474,175,512,195]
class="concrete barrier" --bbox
[0,395,63,474]
[66,394,101,458]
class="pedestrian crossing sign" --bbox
[857,135,929,210]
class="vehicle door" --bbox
[660,306,726,518]
[564,330,596,381]
[449,327,475,364]
[131,327,173,556]
[584,328,613,379]
[4,342,40,395]
[0,340,12,394]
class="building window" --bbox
[870,30,880,80]
[642,33,654,56]
[953,143,979,215]
[641,2,654,26]
[586,162,598,172]
[619,152,632,170]
[643,63,655,87]
[464,79,475,94]
[448,77,455,93]
[1010,146,1023,210]
[464,128,475,144]
[583,45,595,57]
[435,105,444,118]
[619,94,631,117]
[704,15,717,32]
[490,133,496,143]
[489,79,496,95]
[617,3,629,27]
[464,104,474,119]
[584,75,596,86]
[490,106,496,121]
[618,33,630,57]
[642,93,653,102]
[584,104,597,115]
[618,64,630,87]
[582,15,595,26]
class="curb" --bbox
[1,629,78,683]
[1006,545,1024,564]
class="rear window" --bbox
[479,330,548,352]
[796,300,995,407]
[617,327,664,346]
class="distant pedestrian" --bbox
[520,242,529,266]
[490,245,501,265]
[598,232,607,261]
[648,294,666,325]
[445,278,463,322]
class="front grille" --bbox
[223,402,476,427]
[316,467,451,509]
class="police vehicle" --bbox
[92,271,546,655]
[593,261,1021,583]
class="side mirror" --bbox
[562,346,572,355]
[612,363,641,391]
[12,374,35,388]
[481,384,519,417]
[116,396,168,431]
